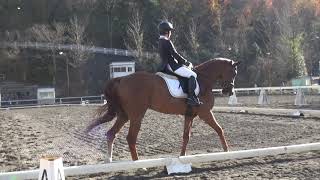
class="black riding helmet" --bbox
[158,21,174,35]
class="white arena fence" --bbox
[0,142,319,179]
[212,85,320,95]
[1,86,319,108]
[214,85,319,107]
[0,95,104,108]
[0,41,158,59]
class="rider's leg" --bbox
[174,66,197,78]
[187,76,202,106]
[174,66,202,106]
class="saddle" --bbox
[156,69,200,98]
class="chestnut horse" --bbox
[86,58,240,162]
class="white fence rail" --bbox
[212,85,320,94]
[0,41,158,59]
[0,142,319,179]
[1,86,319,108]
[213,107,320,118]
[0,95,104,108]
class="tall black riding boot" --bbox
[187,76,202,106]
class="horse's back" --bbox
[115,72,161,108]
[119,71,158,89]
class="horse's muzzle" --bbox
[222,81,234,96]
[222,88,233,96]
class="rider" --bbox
[158,20,202,106]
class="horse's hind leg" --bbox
[126,120,142,161]
[198,110,229,152]
[106,112,128,162]
[180,115,195,156]
[126,116,144,161]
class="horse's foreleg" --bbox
[126,119,142,161]
[180,116,195,156]
[199,111,229,152]
[105,113,128,163]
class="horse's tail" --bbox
[97,77,121,117]
[85,78,121,133]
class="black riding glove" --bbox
[184,61,191,66]
[184,61,193,69]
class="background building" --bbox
[109,61,135,79]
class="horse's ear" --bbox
[233,61,241,67]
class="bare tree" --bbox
[105,0,117,47]
[2,30,21,58]
[65,0,97,10]
[0,30,25,82]
[68,16,91,65]
[209,0,225,53]
[186,18,200,58]
[125,10,144,59]
[66,15,92,95]
[28,22,67,87]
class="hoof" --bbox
[138,168,147,172]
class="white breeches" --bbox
[168,65,197,78]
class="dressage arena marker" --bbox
[258,89,270,105]
[38,156,65,180]
[0,142,319,179]
[228,90,238,105]
[294,88,307,106]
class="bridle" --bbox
[222,80,234,91]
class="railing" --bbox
[212,85,320,95]
[1,86,319,108]
[0,41,159,59]
[1,142,320,179]
[0,95,105,108]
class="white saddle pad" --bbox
[156,72,200,98]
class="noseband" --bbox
[222,80,234,90]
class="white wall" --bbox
[37,88,55,104]
[109,62,135,79]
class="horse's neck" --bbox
[198,61,221,82]
[196,63,221,95]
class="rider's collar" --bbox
[159,35,169,40]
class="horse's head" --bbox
[220,60,240,96]
[195,58,240,96]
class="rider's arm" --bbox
[168,40,188,65]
